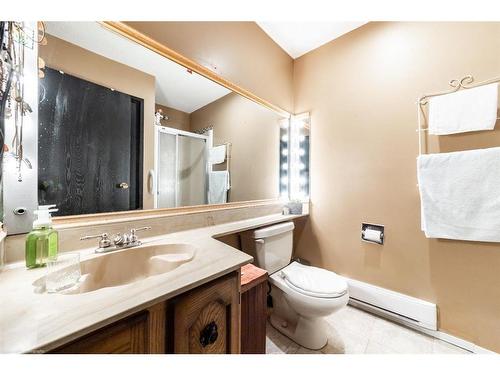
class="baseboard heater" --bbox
[346,278,437,331]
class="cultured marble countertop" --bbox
[0,213,304,353]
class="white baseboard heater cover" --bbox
[347,278,437,330]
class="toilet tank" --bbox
[240,221,295,274]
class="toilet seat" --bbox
[279,261,348,298]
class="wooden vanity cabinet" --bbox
[52,312,150,354]
[49,271,240,354]
[240,264,268,354]
[167,272,240,354]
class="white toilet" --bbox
[241,221,349,350]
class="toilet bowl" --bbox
[241,222,349,350]
[269,261,349,349]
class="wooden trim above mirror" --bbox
[100,21,291,119]
[18,21,290,231]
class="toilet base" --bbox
[270,313,328,350]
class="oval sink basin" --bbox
[34,243,196,294]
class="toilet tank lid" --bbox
[252,221,295,239]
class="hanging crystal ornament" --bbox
[2,22,38,182]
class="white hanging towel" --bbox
[208,171,230,204]
[417,147,500,242]
[209,145,226,164]
[428,83,498,135]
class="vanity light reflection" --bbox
[278,113,310,202]
[289,113,310,201]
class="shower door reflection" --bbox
[156,127,208,208]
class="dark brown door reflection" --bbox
[38,67,143,216]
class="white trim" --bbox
[429,330,496,354]
[205,129,213,204]
[153,125,159,208]
[347,278,437,330]
[351,300,497,354]
[156,125,208,140]
[346,278,497,354]
[174,134,179,207]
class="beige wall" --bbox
[40,35,156,209]
[155,103,191,131]
[191,92,282,202]
[125,22,294,112]
[293,22,500,352]
[39,24,500,352]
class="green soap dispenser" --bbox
[25,205,59,269]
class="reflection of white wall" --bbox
[3,22,38,234]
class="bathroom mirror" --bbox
[2,21,297,233]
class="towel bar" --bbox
[416,116,500,132]
[417,74,500,155]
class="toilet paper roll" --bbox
[363,228,382,243]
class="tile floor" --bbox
[266,305,470,354]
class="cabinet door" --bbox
[172,272,240,354]
[53,312,148,354]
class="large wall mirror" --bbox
[2,22,311,234]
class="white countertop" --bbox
[0,213,304,353]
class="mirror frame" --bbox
[39,21,293,228]
[101,22,290,118]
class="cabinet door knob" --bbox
[199,321,218,347]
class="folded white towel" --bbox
[209,145,226,164]
[208,171,230,204]
[417,147,500,242]
[428,83,498,135]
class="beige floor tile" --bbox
[265,306,470,355]
[369,317,434,354]
[294,346,323,354]
[266,337,287,354]
[291,335,360,354]
[266,322,300,354]
[364,338,400,354]
[266,317,368,354]
[432,339,470,354]
[325,305,376,338]
[322,325,369,354]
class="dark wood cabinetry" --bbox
[49,272,240,354]
[168,272,240,354]
[53,312,149,354]
[240,264,268,354]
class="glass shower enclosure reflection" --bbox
[156,126,208,208]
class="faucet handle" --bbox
[129,226,152,242]
[80,233,111,248]
[113,233,125,246]
[130,226,151,235]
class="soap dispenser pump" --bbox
[25,205,59,269]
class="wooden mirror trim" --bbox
[100,21,291,119]
[39,21,289,229]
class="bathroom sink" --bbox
[34,243,196,294]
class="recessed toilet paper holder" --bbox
[361,223,384,245]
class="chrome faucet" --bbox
[80,226,152,253]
